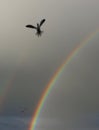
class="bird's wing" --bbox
[40,19,46,27]
[26,25,37,29]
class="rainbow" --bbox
[29,29,99,130]
[0,48,31,112]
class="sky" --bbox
[0,0,99,128]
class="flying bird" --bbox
[26,19,46,37]
[21,108,27,113]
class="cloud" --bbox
[0,116,30,130]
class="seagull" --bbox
[26,19,46,37]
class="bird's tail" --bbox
[36,30,43,37]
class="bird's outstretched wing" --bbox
[26,25,37,29]
[40,19,46,27]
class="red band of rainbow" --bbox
[29,29,99,130]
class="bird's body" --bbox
[26,19,45,37]
[36,23,42,36]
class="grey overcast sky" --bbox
[0,0,99,124]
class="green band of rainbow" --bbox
[29,29,99,130]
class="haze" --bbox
[0,1,99,123]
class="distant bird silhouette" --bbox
[26,19,46,37]
[21,108,27,113]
